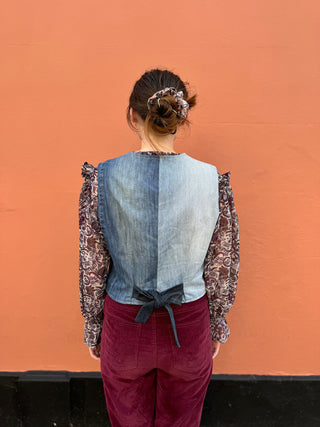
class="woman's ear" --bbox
[130,108,144,133]
[130,107,137,125]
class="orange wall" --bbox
[1,1,319,374]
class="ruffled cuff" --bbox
[210,316,230,343]
[84,316,103,348]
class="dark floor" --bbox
[0,372,319,426]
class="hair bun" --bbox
[148,95,180,134]
[147,87,189,119]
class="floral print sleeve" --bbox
[79,162,111,349]
[203,171,240,343]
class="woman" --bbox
[79,68,240,427]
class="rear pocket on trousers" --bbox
[171,317,212,375]
[101,314,142,371]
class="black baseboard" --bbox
[0,372,319,427]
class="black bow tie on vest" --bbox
[132,283,184,348]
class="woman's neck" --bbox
[137,136,177,153]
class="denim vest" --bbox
[97,150,219,307]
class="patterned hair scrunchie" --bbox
[147,87,189,119]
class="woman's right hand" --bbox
[211,340,220,359]
[89,343,101,360]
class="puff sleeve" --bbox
[203,171,240,343]
[79,162,111,348]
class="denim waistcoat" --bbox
[97,151,219,307]
[97,151,219,347]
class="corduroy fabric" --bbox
[100,293,213,427]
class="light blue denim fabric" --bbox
[97,151,219,305]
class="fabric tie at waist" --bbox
[132,283,184,348]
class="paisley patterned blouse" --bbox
[79,151,240,348]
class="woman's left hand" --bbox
[211,340,220,359]
[89,343,101,360]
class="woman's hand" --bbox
[89,343,101,360]
[211,340,220,359]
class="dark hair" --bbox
[126,68,197,155]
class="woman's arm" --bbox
[79,162,111,349]
[203,171,240,343]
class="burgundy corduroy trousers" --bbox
[100,293,213,427]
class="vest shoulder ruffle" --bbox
[81,162,97,179]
